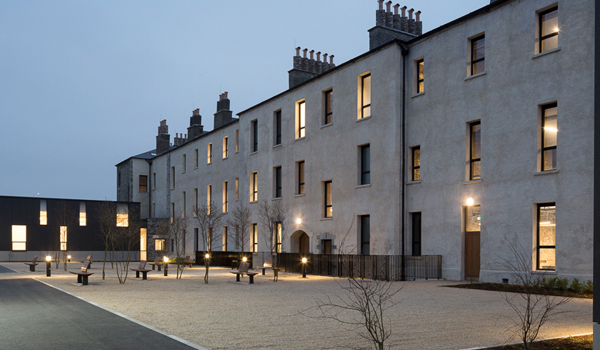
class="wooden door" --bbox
[299,233,309,254]
[465,231,480,279]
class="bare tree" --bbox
[498,242,571,350]
[227,203,251,260]
[111,205,140,284]
[257,199,288,277]
[158,216,189,279]
[51,200,76,271]
[97,201,116,280]
[193,201,226,284]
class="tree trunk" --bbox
[204,260,210,284]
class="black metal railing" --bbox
[195,251,253,269]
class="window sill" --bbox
[249,151,258,156]
[222,157,228,160]
[273,144,282,149]
[295,137,306,142]
[138,191,148,193]
[194,167,198,170]
[534,169,559,176]
[464,179,482,185]
[320,123,333,129]
[320,217,333,221]
[356,116,372,123]
[294,193,306,198]
[532,47,561,59]
[182,171,186,174]
[407,180,422,185]
[249,200,258,204]
[356,184,371,189]
[272,197,282,201]
[411,91,425,98]
[532,270,556,275]
[207,162,212,165]
[465,71,486,81]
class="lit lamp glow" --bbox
[45,255,52,277]
[67,255,71,262]
[205,254,210,259]
[163,256,169,276]
[466,198,474,206]
[301,257,308,278]
[242,257,247,262]
[296,218,302,225]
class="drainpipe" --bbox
[593,0,600,347]
[147,160,152,218]
[400,42,409,282]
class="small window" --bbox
[274,110,282,145]
[360,144,370,185]
[360,74,371,119]
[155,239,165,251]
[539,6,558,53]
[541,103,557,171]
[274,166,282,198]
[182,154,187,172]
[297,161,305,195]
[235,129,239,153]
[223,137,228,158]
[412,146,421,181]
[416,59,424,93]
[537,203,556,270]
[470,35,485,75]
[223,181,228,213]
[250,172,258,202]
[252,223,258,253]
[235,178,239,200]
[251,120,258,153]
[139,175,147,192]
[12,225,26,251]
[60,226,67,251]
[207,143,213,164]
[194,149,199,168]
[193,188,198,216]
[469,122,481,180]
[40,200,47,225]
[297,100,306,139]
[360,215,370,256]
[324,181,332,218]
[79,201,86,226]
[116,203,129,227]
[324,89,333,125]
[171,167,175,189]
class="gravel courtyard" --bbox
[1,262,592,350]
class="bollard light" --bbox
[242,257,247,262]
[301,257,307,278]
[205,253,210,259]
[45,255,52,277]
[67,255,71,262]
[164,256,169,276]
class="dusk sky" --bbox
[0,0,489,201]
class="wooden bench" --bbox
[148,257,164,271]
[256,259,279,281]
[130,260,152,280]
[84,255,93,269]
[24,256,39,272]
[229,262,258,284]
[69,261,94,285]
[180,256,193,268]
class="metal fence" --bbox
[195,251,253,269]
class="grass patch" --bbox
[483,334,592,350]
[446,282,592,299]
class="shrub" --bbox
[569,278,583,293]
[556,278,569,291]
[543,277,557,290]
[583,280,593,294]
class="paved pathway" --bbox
[0,274,201,350]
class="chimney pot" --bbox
[323,53,328,62]
[303,48,308,58]
[316,51,321,61]
[378,0,384,10]
[393,3,399,15]
[401,5,407,17]
[408,8,414,20]
[309,50,314,59]
[385,1,391,12]
[415,10,421,22]
[295,47,301,56]
[329,55,334,64]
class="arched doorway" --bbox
[290,230,310,254]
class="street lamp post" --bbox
[45,256,51,277]
[163,256,169,276]
[301,257,307,278]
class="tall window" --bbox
[140,228,147,260]
[235,178,239,200]
[541,103,557,171]
[152,173,156,190]
[539,6,558,53]
[412,146,421,181]
[182,154,187,172]
[251,120,258,152]
[223,181,228,213]
[411,213,421,256]
[223,136,228,158]
[170,203,174,223]
[207,227,213,251]
[416,59,424,93]
[324,89,333,125]
[116,203,129,227]
[40,199,47,225]
[537,203,556,270]
[274,166,282,198]
[12,225,26,251]
[252,223,258,253]
[194,188,198,217]
[182,191,186,218]
[360,74,371,119]
[324,181,332,218]
[274,110,282,145]
[235,129,239,153]
[79,201,86,226]
[222,226,228,251]
[360,144,370,185]
[469,121,481,180]
[194,149,198,168]
[139,175,147,192]
[171,167,175,189]
[60,226,67,251]
[273,221,282,253]
[251,172,258,202]
[207,143,213,164]
[297,100,306,139]
[297,161,305,195]
[360,215,370,256]
[470,35,485,75]
[207,184,212,207]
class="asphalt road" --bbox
[0,277,199,350]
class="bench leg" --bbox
[82,275,88,286]
[158,265,162,272]
[136,271,140,278]
[249,275,255,284]
[30,265,35,272]
[152,265,155,270]
[142,271,148,280]
[77,274,82,283]
[236,273,240,282]
[262,269,265,275]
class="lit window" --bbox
[469,121,481,180]
[537,203,556,270]
[207,143,213,164]
[297,161,305,195]
[470,35,485,75]
[274,110,282,145]
[541,103,557,171]
[297,100,306,139]
[273,221,282,253]
[60,226,67,251]
[324,181,332,218]
[250,172,258,202]
[360,215,370,256]
[235,178,239,200]
[360,74,371,119]
[360,144,370,185]
[223,226,228,251]
[416,59,424,93]
[12,225,26,251]
[324,89,333,125]
[40,200,47,226]
[235,129,239,153]
[223,137,228,158]
[140,228,147,261]
[79,201,86,226]
[251,223,258,253]
[539,6,558,53]
[412,146,420,181]
[117,203,129,227]
[251,120,258,153]
[223,181,228,213]
[274,166,282,198]
[155,239,165,251]
[207,184,212,212]
[139,175,147,192]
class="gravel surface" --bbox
[1,262,592,350]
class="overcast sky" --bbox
[0,0,489,201]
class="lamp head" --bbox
[302,257,307,263]
[45,255,52,262]
[205,254,210,259]
[163,256,169,263]
[242,257,247,262]
[466,198,474,206]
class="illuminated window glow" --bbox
[116,203,129,227]
[60,226,67,251]
[537,204,556,270]
[297,101,306,139]
[542,103,557,171]
[12,225,26,251]
[40,200,47,225]
[360,74,371,119]
[539,7,558,53]
[79,201,87,226]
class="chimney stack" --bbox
[214,92,233,129]
[188,109,204,140]
[369,2,423,50]
[156,119,170,154]
[289,47,336,89]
